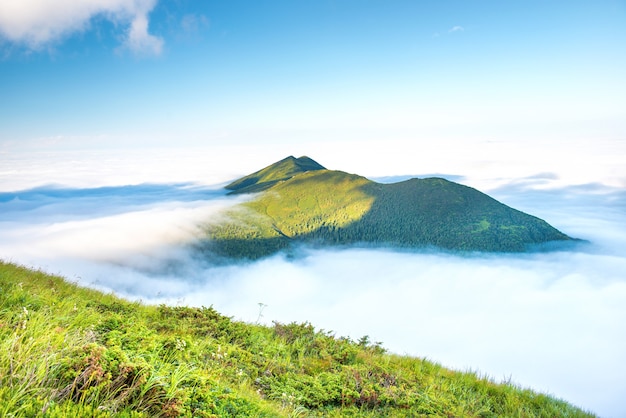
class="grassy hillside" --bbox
[205,158,573,259]
[0,261,594,417]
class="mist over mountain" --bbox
[0,151,624,417]
[206,156,575,259]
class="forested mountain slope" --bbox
[205,156,574,259]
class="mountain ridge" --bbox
[205,156,574,258]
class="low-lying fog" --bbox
[1,151,624,417]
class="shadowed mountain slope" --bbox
[206,157,574,258]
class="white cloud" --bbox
[0,0,162,55]
[122,11,163,56]
[449,25,464,33]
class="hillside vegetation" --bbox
[0,261,594,417]
[205,156,573,259]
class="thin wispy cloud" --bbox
[0,0,163,55]
[180,14,210,36]
[432,25,464,39]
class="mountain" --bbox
[0,261,595,416]
[205,156,574,258]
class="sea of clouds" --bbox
[1,148,625,417]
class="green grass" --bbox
[0,261,594,417]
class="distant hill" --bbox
[205,156,574,258]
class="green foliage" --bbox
[0,261,594,417]
[206,157,574,259]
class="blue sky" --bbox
[1,0,625,183]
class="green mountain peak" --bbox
[207,156,575,258]
[225,155,325,194]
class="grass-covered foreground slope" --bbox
[206,156,573,259]
[0,261,594,417]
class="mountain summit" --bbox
[206,156,574,258]
[226,155,325,194]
